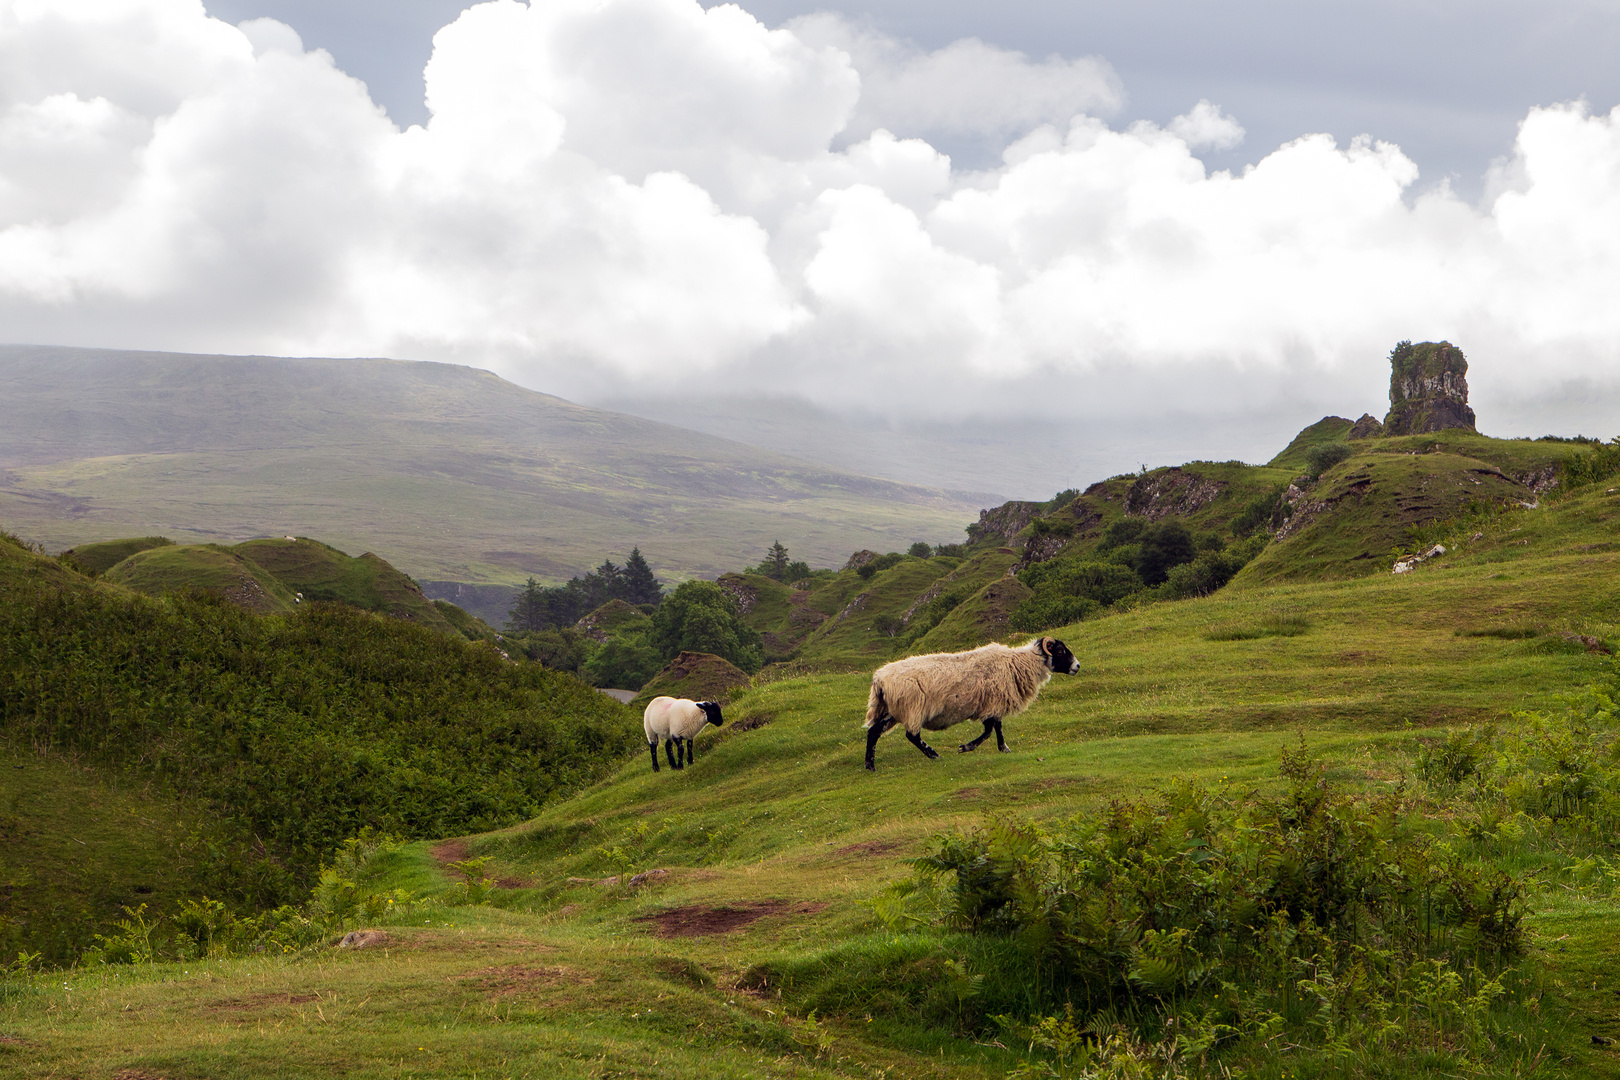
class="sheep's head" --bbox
[697,701,725,727]
[1039,637,1080,675]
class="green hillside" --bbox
[104,543,299,614]
[59,535,173,575]
[0,532,637,964]
[0,345,983,586]
[5,474,1620,1077]
[234,537,457,634]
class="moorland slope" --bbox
[0,345,984,586]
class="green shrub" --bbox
[908,542,934,558]
[649,580,763,673]
[1231,486,1286,536]
[1027,517,1074,538]
[1304,442,1353,478]
[856,552,905,580]
[1560,438,1620,491]
[584,630,664,689]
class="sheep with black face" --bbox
[862,636,1079,770]
[643,696,725,772]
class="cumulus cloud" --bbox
[1,0,1619,450]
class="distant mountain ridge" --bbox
[0,345,985,585]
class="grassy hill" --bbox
[5,475,1620,1077]
[0,345,984,587]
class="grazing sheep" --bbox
[863,636,1079,771]
[643,696,725,772]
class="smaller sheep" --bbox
[643,696,725,772]
[863,636,1079,770]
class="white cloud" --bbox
[1168,99,1244,151]
[1,0,1619,444]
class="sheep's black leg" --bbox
[649,741,661,773]
[665,739,681,770]
[993,718,1010,752]
[906,730,940,760]
[687,738,698,764]
[958,718,998,753]
[864,724,882,770]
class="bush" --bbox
[1561,438,1620,491]
[583,630,664,689]
[1304,442,1352,479]
[649,580,763,673]
[1231,486,1286,536]
[908,542,934,558]
[908,751,1525,1034]
[856,552,905,580]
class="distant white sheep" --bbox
[862,636,1079,770]
[643,696,725,772]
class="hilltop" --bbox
[0,345,985,589]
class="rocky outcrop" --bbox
[967,501,1043,546]
[1347,413,1385,440]
[1124,468,1226,520]
[1383,341,1477,435]
[842,550,879,571]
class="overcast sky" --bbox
[3,0,1619,494]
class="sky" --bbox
[3,0,1619,496]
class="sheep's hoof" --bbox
[924,748,940,760]
[957,744,974,753]
[864,761,875,772]
[997,744,1012,753]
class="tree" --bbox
[505,578,548,632]
[649,580,762,672]
[908,542,933,559]
[763,541,791,581]
[584,631,664,689]
[620,547,663,606]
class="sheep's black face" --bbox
[1045,638,1080,675]
[699,701,725,727]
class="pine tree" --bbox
[621,547,662,606]
[505,577,548,632]
[764,540,790,580]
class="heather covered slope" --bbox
[0,345,983,585]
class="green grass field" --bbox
[4,477,1620,1077]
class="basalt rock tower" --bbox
[1381,340,1476,436]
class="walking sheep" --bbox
[863,636,1079,770]
[643,696,725,772]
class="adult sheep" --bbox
[863,636,1079,771]
[643,696,725,772]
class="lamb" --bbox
[642,696,725,772]
[863,636,1079,771]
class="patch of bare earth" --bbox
[635,900,828,938]
[456,964,592,995]
[431,839,471,864]
[834,840,903,857]
[114,1071,172,1080]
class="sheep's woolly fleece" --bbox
[3,0,1620,428]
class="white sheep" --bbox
[643,696,725,772]
[863,636,1079,770]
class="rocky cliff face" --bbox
[1124,467,1226,519]
[1382,341,1477,435]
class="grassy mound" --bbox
[233,537,457,634]
[630,651,752,710]
[58,535,173,576]
[103,543,298,614]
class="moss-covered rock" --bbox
[1383,341,1477,435]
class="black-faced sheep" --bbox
[863,636,1079,770]
[643,696,725,772]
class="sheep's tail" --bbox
[863,678,886,730]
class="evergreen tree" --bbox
[620,547,663,606]
[505,577,549,632]
[763,540,790,580]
